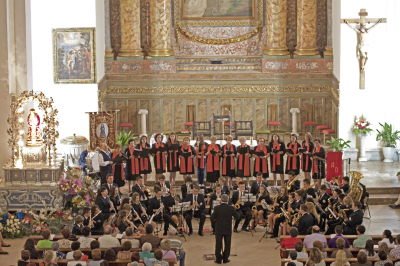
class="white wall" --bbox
[338,0,400,149]
[96,0,105,81]
[30,0,99,143]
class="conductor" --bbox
[211,194,240,264]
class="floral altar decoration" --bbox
[352,115,373,136]
[1,214,26,239]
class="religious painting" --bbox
[96,123,109,139]
[89,111,116,150]
[53,28,96,84]
[176,0,262,27]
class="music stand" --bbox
[174,202,191,239]
[240,193,256,236]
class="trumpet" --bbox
[286,175,299,191]
[271,193,280,212]
[143,186,151,195]
[298,182,317,192]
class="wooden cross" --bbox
[341,9,386,90]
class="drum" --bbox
[91,151,100,172]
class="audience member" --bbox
[139,243,155,260]
[117,241,134,260]
[350,251,372,266]
[281,227,302,249]
[58,228,72,248]
[313,240,328,258]
[66,241,81,259]
[72,215,84,235]
[375,251,393,266]
[288,263,297,266]
[67,251,88,266]
[121,227,140,248]
[39,250,54,266]
[379,242,391,257]
[328,226,350,248]
[285,250,303,266]
[353,225,372,248]
[389,234,400,258]
[37,229,53,249]
[42,241,66,262]
[331,238,353,258]
[99,225,121,248]
[78,226,95,248]
[161,228,185,266]
[161,240,177,264]
[360,240,378,258]
[331,250,350,266]
[88,249,103,266]
[289,241,308,259]
[144,249,168,266]
[23,239,38,259]
[379,230,395,248]
[140,224,161,249]
[306,247,326,266]
[103,249,116,262]
[18,250,31,266]
[304,226,327,248]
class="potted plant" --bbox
[352,115,373,161]
[376,122,400,162]
[116,130,134,150]
[326,137,351,152]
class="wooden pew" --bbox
[31,258,176,266]
[280,258,397,266]
[281,247,394,258]
[30,234,167,244]
[279,235,395,245]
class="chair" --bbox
[267,104,281,130]
[193,121,212,140]
[303,103,316,134]
[255,129,271,140]
[317,125,329,138]
[322,129,335,144]
[234,121,253,139]
[363,192,371,219]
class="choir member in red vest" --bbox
[236,136,251,187]
[136,135,152,184]
[285,134,301,176]
[252,138,270,179]
[301,132,314,181]
[312,138,326,189]
[221,135,236,188]
[179,137,195,178]
[269,134,286,187]
[166,132,180,186]
[111,144,125,188]
[205,136,221,187]
[194,134,207,186]
[152,134,166,181]
[125,139,140,193]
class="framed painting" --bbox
[89,111,116,150]
[175,0,263,27]
[53,27,96,84]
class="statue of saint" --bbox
[26,108,43,146]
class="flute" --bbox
[91,211,102,228]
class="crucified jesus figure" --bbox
[344,19,382,72]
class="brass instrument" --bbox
[299,182,317,192]
[235,192,244,209]
[291,213,301,226]
[252,195,261,211]
[325,197,333,212]
[279,200,293,225]
[143,185,152,195]
[286,175,299,191]
[349,171,364,202]
[270,193,280,212]
[329,202,339,219]
[330,176,340,186]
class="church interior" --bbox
[1,0,400,265]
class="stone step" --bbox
[368,194,398,205]
[367,187,400,194]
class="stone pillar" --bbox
[117,0,143,59]
[294,0,320,57]
[104,0,113,59]
[358,135,367,162]
[148,0,174,57]
[138,109,148,136]
[263,0,290,56]
[290,108,300,134]
[324,0,333,57]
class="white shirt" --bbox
[78,236,95,248]
[379,238,396,248]
[194,195,198,210]
[67,262,87,266]
[285,260,303,266]
[98,234,121,248]
[98,150,112,167]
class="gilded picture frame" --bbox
[53,27,96,84]
[175,0,263,27]
[89,111,116,150]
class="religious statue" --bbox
[26,109,43,146]
[99,124,106,139]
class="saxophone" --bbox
[235,192,244,209]
[329,202,339,219]
[270,194,280,212]
[252,195,261,211]
[279,200,293,225]
[286,175,299,191]
[325,197,333,212]
[291,213,301,226]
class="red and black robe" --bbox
[179,145,195,175]
[253,144,269,178]
[152,142,166,174]
[312,146,326,180]
[285,142,301,175]
[136,143,152,175]
[195,143,207,169]
[301,141,314,173]
[112,150,125,187]
[167,141,180,172]
[222,144,236,178]
[124,146,140,181]
[269,141,285,174]
[206,144,221,183]
[236,144,251,177]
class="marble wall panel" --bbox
[220,99,230,116]
[314,98,323,126]
[244,99,253,122]
[325,98,332,129]
[116,100,125,131]
[233,99,242,122]
[197,99,207,121]
[187,100,195,106]
[300,98,311,132]
[140,100,149,132]
[287,0,297,52]
[317,0,327,51]
[174,100,184,131]
[279,98,288,131]
[151,100,161,132]
[256,99,265,130]
[106,100,114,111]
[128,100,138,133]
[162,99,172,131]
[267,99,277,122]
[209,99,219,120]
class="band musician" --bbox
[163,186,183,227]
[284,171,300,193]
[155,175,170,194]
[98,142,113,185]
[132,176,151,208]
[90,205,104,235]
[343,201,363,235]
[184,185,206,236]
[232,181,252,232]
[181,176,194,200]
[250,172,269,195]
[102,174,118,194]
[218,177,230,195]
[95,187,114,220]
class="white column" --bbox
[290,108,300,134]
[138,109,148,136]
[358,135,367,161]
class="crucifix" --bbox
[341,9,386,90]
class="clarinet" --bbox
[132,204,144,225]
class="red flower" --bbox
[55,212,64,217]
[362,126,366,129]
[358,125,362,129]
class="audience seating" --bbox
[30,235,167,245]
[280,258,397,266]
[280,247,394,258]
[31,258,176,266]
[280,234,397,245]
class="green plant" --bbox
[376,122,400,147]
[326,137,351,152]
[116,130,134,148]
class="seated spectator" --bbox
[360,240,378,258]
[103,249,116,262]
[117,241,134,260]
[353,225,372,248]
[389,234,400,258]
[379,242,391,257]
[379,230,395,248]
[313,240,328,258]
[304,226,327,248]
[285,250,303,266]
[281,227,302,249]
[328,226,350,248]
[287,263,297,266]
[88,249,103,266]
[99,225,121,248]
[139,243,155,260]
[306,247,326,266]
[375,251,393,266]
[58,228,72,248]
[144,249,168,266]
[42,241,66,262]
[37,229,53,249]
[161,228,185,266]
[350,251,372,266]
[100,261,109,266]
[140,224,161,249]
[331,250,350,266]
[39,251,54,266]
[23,239,38,260]
[331,238,353,259]
[72,215,84,235]
[78,226,95,248]
[66,241,81,259]
[67,251,88,266]
[18,250,31,266]
[121,227,140,249]
[288,241,308,259]
[89,240,102,260]
[161,240,177,264]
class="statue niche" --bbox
[26,109,43,147]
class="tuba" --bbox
[348,171,364,202]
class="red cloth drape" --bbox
[255,145,268,173]
[112,151,124,180]
[272,142,281,172]
[129,147,140,175]
[155,142,166,171]
[287,142,298,170]
[195,144,206,169]
[312,146,321,175]
[223,144,235,176]
[238,144,250,176]
[207,144,220,172]
[180,145,193,174]
[139,145,149,171]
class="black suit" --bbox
[343,209,363,235]
[231,190,252,230]
[72,223,83,235]
[296,213,313,235]
[95,196,112,220]
[91,212,105,235]
[250,181,268,195]
[102,182,119,194]
[148,196,179,235]
[154,182,171,192]
[221,185,230,195]
[303,187,316,201]
[284,179,300,193]
[211,203,240,263]
[342,184,350,195]
[318,192,331,230]
[184,193,206,234]
[209,193,225,211]
[131,184,151,208]
[181,184,193,201]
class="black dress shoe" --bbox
[389,204,400,209]
[241,228,249,232]
[269,235,277,238]
[163,232,168,236]
[214,260,222,264]
[223,259,231,264]
[188,231,193,235]
[233,229,239,233]
[198,232,204,236]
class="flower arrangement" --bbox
[2,214,25,239]
[71,195,86,209]
[352,115,373,136]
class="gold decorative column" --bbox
[264,0,290,56]
[148,0,174,57]
[117,0,143,58]
[294,0,320,56]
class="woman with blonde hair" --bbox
[331,250,350,266]
[39,250,54,266]
[236,136,251,187]
[305,202,320,226]
[160,239,177,263]
[205,136,221,186]
[221,135,236,188]
[194,134,207,185]
[306,247,326,266]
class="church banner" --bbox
[326,151,343,193]
[88,111,116,150]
